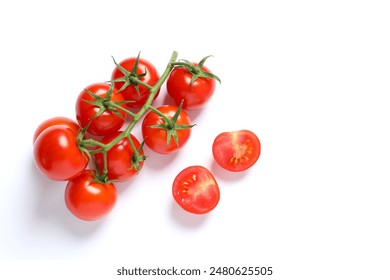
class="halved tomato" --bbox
[172,165,220,214]
[212,130,261,172]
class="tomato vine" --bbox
[33,50,256,221]
[77,51,200,182]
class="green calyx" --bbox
[89,169,111,184]
[77,51,181,183]
[76,51,220,183]
[82,82,132,121]
[111,52,151,95]
[148,101,194,147]
[131,141,147,172]
[126,134,146,172]
[173,55,221,86]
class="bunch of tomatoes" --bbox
[33,51,261,221]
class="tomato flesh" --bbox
[212,130,261,172]
[65,170,117,221]
[172,166,220,214]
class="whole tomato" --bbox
[65,170,117,221]
[34,125,88,181]
[33,116,80,144]
[167,62,218,110]
[95,131,144,181]
[111,56,160,108]
[75,83,126,136]
[141,105,192,154]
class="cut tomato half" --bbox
[172,166,220,214]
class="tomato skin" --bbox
[212,130,261,172]
[33,125,88,181]
[65,170,117,221]
[167,64,216,110]
[33,116,80,143]
[111,57,160,108]
[95,132,144,181]
[75,83,126,136]
[141,105,192,154]
[172,166,220,214]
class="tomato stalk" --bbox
[109,102,137,117]
[171,56,221,86]
[82,82,129,122]
[111,52,154,94]
[79,51,180,182]
[129,136,146,172]
[148,100,195,147]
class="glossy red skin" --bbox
[33,116,80,143]
[141,105,192,154]
[33,125,88,181]
[167,64,216,110]
[111,57,160,108]
[172,166,220,214]
[65,170,117,221]
[212,130,261,172]
[95,132,144,181]
[75,83,126,136]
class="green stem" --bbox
[122,50,178,133]
[102,152,108,180]
[84,51,179,180]
[149,106,172,124]
[110,102,136,117]
[80,138,105,149]
[127,134,138,155]
[171,61,196,69]
[129,76,154,90]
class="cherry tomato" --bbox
[141,105,192,154]
[33,116,80,143]
[111,57,160,108]
[95,131,144,181]
[212,130,261,172]
[167,63,216,110]
[34,125,88,181]
[65,170,117,221]
[172,166,220,214]
[75,83,126,136]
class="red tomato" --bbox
[111,57,160,108]
[95,132,144,181]
[212,130,261,172]
[172,166,220,214]
[75,83,126,136]
[141,105,192,154]
[33,116,80,143]
[34,125,88,181]
[65,170,117,221]
[167,63,216,110]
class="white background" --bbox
[1,0,390,279]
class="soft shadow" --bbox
[143,148,180,170]
[185,108,204,122]
[30,160,104,237]
[210,157,249,182]
[162,92,176,106]
[162,92,205,121]
[170,200,208,228]
[114,176,141,195]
